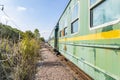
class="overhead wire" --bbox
[1,7,21,39]
[2,10,21,30]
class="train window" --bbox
[90,0,100,6]
[71,3,79,21]
[71,1,79,34]
[64,18,68,27]
[59,31,61,37]
[90,0,120,28]
[71,19,79,34]
[64,27,67,36]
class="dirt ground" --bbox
[34,43,84,80]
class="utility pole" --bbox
[0,5,4,11]
[19,32,20,41]
[0,5,10,80]
[0,5,4,39]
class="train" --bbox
[48,0,120,80]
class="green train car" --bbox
[48,0,120,80]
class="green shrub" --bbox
[14,37,40,80]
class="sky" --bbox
[0,0,69,40]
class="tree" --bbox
[0,23,22,41]
[34,29,40,40]
[24,30,34,39]
[40,37,45,42]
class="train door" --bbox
[54,23,59,51]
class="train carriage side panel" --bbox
[48,29,55,48]
[58,0,120,80]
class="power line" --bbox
[0,5,21,30]
[2,10,21,30]
[0,6,22,40]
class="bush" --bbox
[14,37,40,80]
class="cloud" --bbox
[17,6,27,12]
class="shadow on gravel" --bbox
[40,49,49,53]
[36,61,64,67]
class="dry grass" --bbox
[0,38,41,80]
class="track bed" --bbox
[35,43,93,80]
